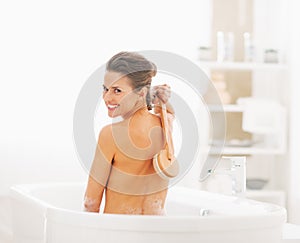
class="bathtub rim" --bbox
[10,182,287,233]
[45,206,286,233]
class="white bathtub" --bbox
[10,182,286,243]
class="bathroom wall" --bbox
[0,0,213,186]
[252,0,297,222]
[0,0,212,241]
[0,0,212,190]
[286,0,300,225]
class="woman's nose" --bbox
[103,90,113,102]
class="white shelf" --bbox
[246,189,285,197]
[196,61,288,71]
[210,145,285,155]
[208,104,245,112]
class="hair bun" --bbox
[150,70,156,78]
[150,62,157,77]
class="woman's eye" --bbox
[114,88,122,94]
[103,86,108,92]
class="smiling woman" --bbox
[84,52,176,215]
[105,51,157,112]
[102,71,149,119]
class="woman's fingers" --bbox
[151,84,171,104]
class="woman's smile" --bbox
[106,103,120,111]
[106,103,120,115]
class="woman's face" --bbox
[103,71,141,118]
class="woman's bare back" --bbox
[103,108,169,215]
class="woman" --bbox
[84,51,175,215]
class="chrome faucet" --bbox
[200,156,247,197]
[221,156,246,197]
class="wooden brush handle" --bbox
[160,103,174,159]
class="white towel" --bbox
[237,97,284,134]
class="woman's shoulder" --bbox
[98,124,115,146]
[98,121,127,143]
[99,124,112,136]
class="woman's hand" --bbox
[151,84,171,104]
[151,84,174,115]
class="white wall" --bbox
[0,0,212,188]
[253,0,288,63]
[0,0,212,240]
[253,0,300,223]
[287,0,300,224]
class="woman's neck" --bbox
[122,104,149,120]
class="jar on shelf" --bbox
[198,46,212,61]
[264,49,279,63]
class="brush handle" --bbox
[160,103,174,160]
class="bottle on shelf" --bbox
[217,31,235,62]
[243,32,254,62]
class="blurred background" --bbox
[1,0,300,241]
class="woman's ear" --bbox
[138,87,148,98]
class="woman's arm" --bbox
[83,125,115,212]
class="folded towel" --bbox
[237,97,284,134]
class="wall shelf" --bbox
[209,145,286,155]
[195,61,288,71]
[197,0,289,209]
[208,104,245,112]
